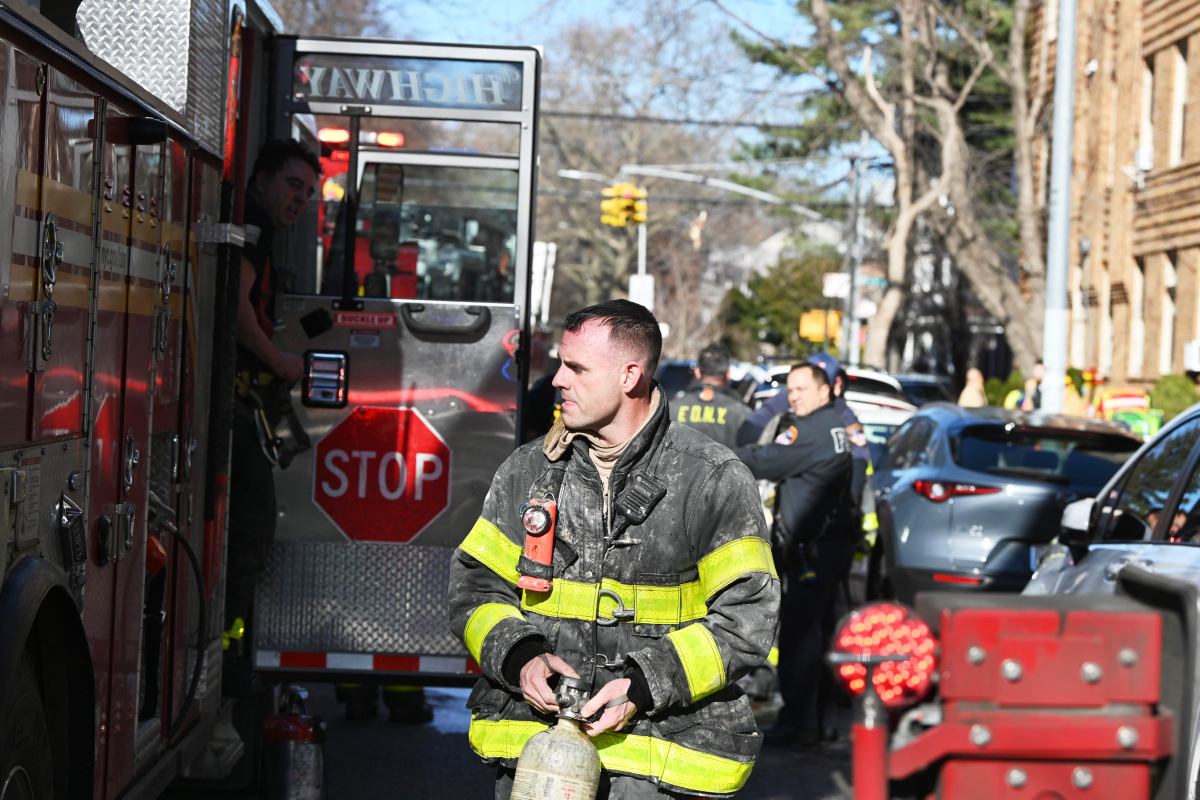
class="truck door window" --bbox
[1100,419,1200,541]
[318,158,518,302]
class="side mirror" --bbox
[1061,497,1095,536]
[1060,496,1096,561]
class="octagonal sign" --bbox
[313,406,451,542]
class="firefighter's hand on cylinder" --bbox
[270,350,305,384]
[581,678,637,737]
[520,653,578,715]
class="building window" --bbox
[1162,252,1178,374]
[1141,58,1156,171]
[1131,258,1146,376]
[1171,42,1189,167]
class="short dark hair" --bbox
[250,138,321,183]
[789,362,830,390]
[696,344,731,378]
[564,300,662,375]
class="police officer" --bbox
[808,352,871,533]
[672,343,750,449]
[736,363,854,745]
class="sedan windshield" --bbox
[951,426,1138,495]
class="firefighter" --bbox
[671,343,751,449]
[225,139,320,693]
[736,363,854,746]
[449,300,779,798]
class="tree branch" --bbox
[954,52,993,112]
[928,0,1011,86]
[862,45,895,132]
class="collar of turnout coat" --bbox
[543,385,666,473]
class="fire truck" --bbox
[0,1,539,797]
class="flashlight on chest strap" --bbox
[517,498,557,592]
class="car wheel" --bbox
[0,653,53,800]
[866,541,895,601]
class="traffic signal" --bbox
[600,183,648,227]
[799,309,842,343]
[601,185,629,228]
[629,184,648,225]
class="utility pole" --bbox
[1041,0,1078,413]
[846,130,868,367]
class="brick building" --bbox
[1037,0,1200,382]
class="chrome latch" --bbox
[153,243,175,361]
[122,432,140,493]
[55,494,86,586]
[28,214,62,371]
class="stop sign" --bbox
[313,406,451,542]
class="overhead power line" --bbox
[542,110,805,129]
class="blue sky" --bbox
[398,0,810,49]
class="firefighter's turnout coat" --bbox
[449,394,780,797]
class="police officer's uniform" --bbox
[736,399,854,739]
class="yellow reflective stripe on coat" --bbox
[469,719,753,795]
[521,578,707,625]
[697,537,777,598]
[767,646,779,667]
[667,624,725,701]
[459,517,521,584]
[862,512,879,532]
[463,603,525,662]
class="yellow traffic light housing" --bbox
[600,191,629,227]
[600,183,648,227]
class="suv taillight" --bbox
[912,479,1001,503]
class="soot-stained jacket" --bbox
[448,393,780,797]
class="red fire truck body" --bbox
[0,2,540,798]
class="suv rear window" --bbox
[845,374,908,402]
[951,426,1137,494]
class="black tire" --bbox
[0,654,54,800]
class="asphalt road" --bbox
[165,684,851,799]
[289,684,845,798]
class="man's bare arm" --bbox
[236,258,303,383]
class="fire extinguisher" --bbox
[261,685,326,800]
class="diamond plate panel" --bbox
[78,0,191,111]
[186,0,225,153]
[255,541,466,656]
[77,0,226,152]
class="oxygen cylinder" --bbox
[510,676,601,800]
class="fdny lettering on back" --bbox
[671,383,751,450]
[677,404,728,426]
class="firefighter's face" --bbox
[553,320,641,433]
[255,158,318,228]
[787,366,830,417]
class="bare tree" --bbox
[271,0,392,36]
[535,5,783,357]
[719,0,1048,372]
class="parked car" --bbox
[1026,401,1200,597]
[654,359,696,397]
[870,403,1141,603]
[895,373,956,406]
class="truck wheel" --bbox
[0,655,53,800]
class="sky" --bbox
[398,0,810,49]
